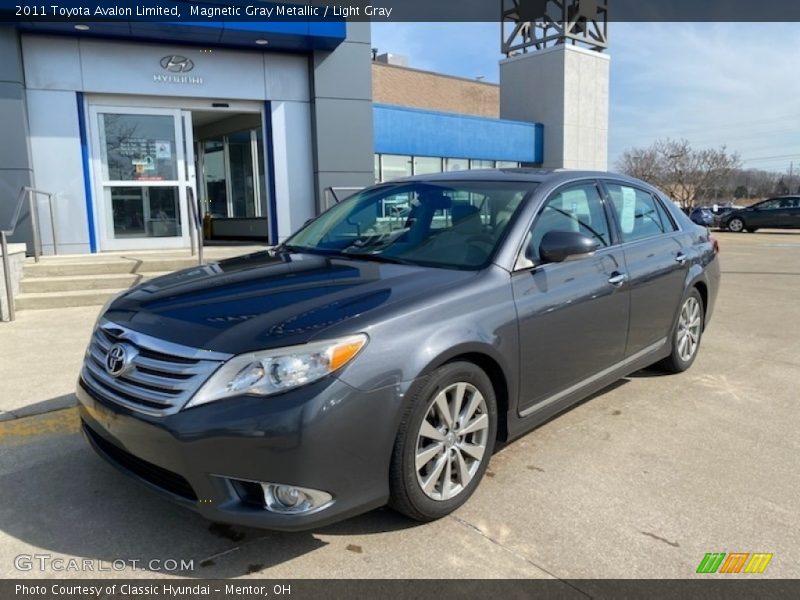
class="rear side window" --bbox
[606,183,676,242]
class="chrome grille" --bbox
[81,320,231,416]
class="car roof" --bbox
[393,168,644,185]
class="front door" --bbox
[512,181,629,414]
[89,106,196,251]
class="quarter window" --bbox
[606,184,675,242]
[527,183,611,262]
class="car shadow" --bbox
[0,405,417,579]
[627,366,672,378]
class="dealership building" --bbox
[0,16,608,254]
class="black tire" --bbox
[727,217,745,232]
[389,361,497,522]
[659,288,705,373]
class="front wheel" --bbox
[659,289,705,373]
[389,362,497,522]
[727,217,745,232]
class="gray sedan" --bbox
[78,169,720,529]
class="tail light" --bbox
[710,236,720,254]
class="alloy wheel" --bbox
[415,382,490,501]
[677,296,702,362]
[728,218,744,232]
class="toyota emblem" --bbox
[105,343,133,377]
[160,55,194,73]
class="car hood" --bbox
[103,251,475,355]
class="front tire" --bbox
[659,288,705,373]
[727,217,745,232]
[389,362,497,522]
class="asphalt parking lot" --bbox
[0,231,798,579]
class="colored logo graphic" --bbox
[696,552,773,574]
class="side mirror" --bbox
[539,231,599,264]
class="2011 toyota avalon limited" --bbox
[77,169,720,530]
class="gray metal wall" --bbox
[310,22,375,210]
[0,27,34,250]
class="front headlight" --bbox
[184,334,368,409]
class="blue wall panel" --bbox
[14,6,346,51]
[373,104,543,163]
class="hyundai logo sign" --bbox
[160,55,194,73]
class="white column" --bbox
[500,44,610,171]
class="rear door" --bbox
[748,199,780,228]
[602,181,690,356]
[772,197,799,228]
[512,181,629,414]
[787,197,800,228]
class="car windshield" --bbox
[283,181,537,270]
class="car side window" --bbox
[527,183,611,262]
[606,183,674,243]
[758,199,780,210]
[653,195,678,231]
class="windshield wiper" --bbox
[317,249,413,265]
[274,243,331,255]
[342,253,415,266]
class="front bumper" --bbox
[77,374,406,531]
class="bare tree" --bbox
[616,139,741,210]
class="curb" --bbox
[0,395,78,422]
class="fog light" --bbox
[274,485,302,507]
[261,483,333,514]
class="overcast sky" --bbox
[371,22,800,174]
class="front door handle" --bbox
[675,252,688,264]
[608,272,627,286]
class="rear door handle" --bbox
[675,252,688,264]
[608,272,627,286]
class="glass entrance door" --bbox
[89,106,195,251]
[197,126,266,220]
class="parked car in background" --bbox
[77,170,720,531]
[721,196,800,232]
[710,205,742,229]
[690,207,715,227]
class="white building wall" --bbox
[26,89,91,254]
[500,44,610,171]
[270,101,315,241]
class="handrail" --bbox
[2,186,56,322]
[1,186,58,262]
[323,186,362,210]
[186,186,204,265]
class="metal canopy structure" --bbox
[502,0,609,56]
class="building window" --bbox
[373,155,523,183]
[445,158,469,172]
[413,156,442,175]
[381,155,413,182]
[470,159,495,170]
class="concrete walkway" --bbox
[1,245,266,418]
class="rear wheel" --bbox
[389,362,497,521]
[659,288,704,373]
[727,217,745,232]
